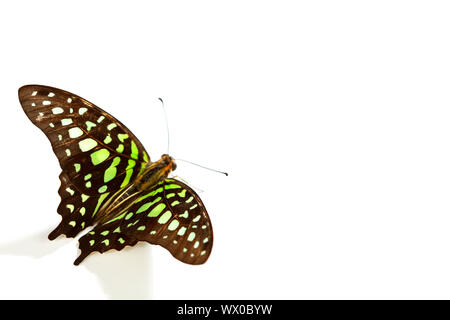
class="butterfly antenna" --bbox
[158,98,170,154]
[176,158,229,176]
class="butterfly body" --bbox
[18,85,213,265]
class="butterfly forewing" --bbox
[19,85,150,239]
[75,179,213,265]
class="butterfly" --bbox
[18,85,213,265]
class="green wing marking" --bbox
[75,179,213,265]
[18,85,150,239]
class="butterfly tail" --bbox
[73,219,138,265]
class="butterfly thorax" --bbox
[95,154,177,224]
[135,154,177,191]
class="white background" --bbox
[1,0,450,299]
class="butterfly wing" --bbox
[18,85,151,239]
[75,178,213,265]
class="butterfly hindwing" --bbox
[50,171,97,239]
[19,85,150,239]
[123,178,214,264]
[74,217,138,265]
[75,179,213,265]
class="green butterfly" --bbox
[18,85,213,265]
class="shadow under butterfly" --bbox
[0,230,152,299]
[17,85,215,266]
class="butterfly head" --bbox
[161,154,177,171]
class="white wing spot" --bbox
[79,138,98,152]
[177,226,187,236]
[61,118,73,126]
[86,121,96,131]
[79,107,88,115]
[168,219,179,231]
[31,91,37,96]
[48,92,55,97]
[68,127,83,138]
[42,100,51,106]
[157,211,172,224]
[51,107,64,114]
[67,97,72,103]
[186,196,194,203]
[179,210,188,219]
[187,232,196,242]
[65,187,75,196]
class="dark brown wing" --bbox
[75,178,213,265]
[19,85,151,239]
